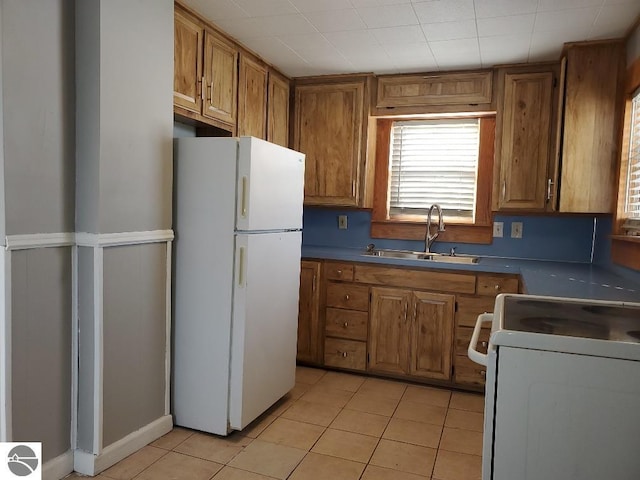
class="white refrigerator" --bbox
[172,137,305,435]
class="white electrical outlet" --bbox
[493,221,504,238]
[338,215,348,229]
[511,222,523,238]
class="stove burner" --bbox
[627,331,640,341]
[518,316,610,339]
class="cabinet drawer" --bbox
[456,295,496,327]
[324,338,366,371]
[455,327,490,356]
[326,283,369,311]
[454,355,486,387]
[355,265,476,294]
[476,275,519,296]
[325,308,368,341]
[325,262,355,282]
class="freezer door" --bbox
[229,231,301,430]
[235,137,305,232]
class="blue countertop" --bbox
[302,245,640,303]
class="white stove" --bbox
[469,294,640,480]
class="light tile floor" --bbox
[65,367,484,480]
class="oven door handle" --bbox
[468,313,493,366]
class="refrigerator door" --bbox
[235,137,305,232]
[229,231,302,430]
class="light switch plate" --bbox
[511,222,523,238]
[493,222,504,238]
[338,215,348,229]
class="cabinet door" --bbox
[369,287,411,375]
[294,81,366,206]
[409,292,454,381]
[267,71,290,148]
[238,54,268,138]
[297,261,321,363]
[202,30,238,126]
[174,10,203,113]
[494,69,555,210]
[560,42,624,213]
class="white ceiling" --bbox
[181,0,640,77]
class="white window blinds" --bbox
[625,88,640,225]
[389,119,480,218]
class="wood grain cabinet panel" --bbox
[493,66,557,211]
[267,71,290,147]
[324,338,366,371]
[476,274,519,296]
[174,10,203,113]
[293,77,370,207]
[559,41,624,213]
[369,287,412,376]
[173,6,238,132]
[238,54,268,138]
[410,292,454,381]
[202,30,238,125]
[325,262,355,282]
[375,71,493,113]
[297,261,322,364]
[326,282,369,311]
[325,308,368,341]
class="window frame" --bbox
[612,53,640,270]
[371,115,495,244]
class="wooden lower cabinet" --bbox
[299,259,519,391]
[369,287,454,381]
[297,260,321,364]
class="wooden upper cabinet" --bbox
[297,260,322,364]
[375,70,493,114]
[559,41,625,213]
[174,10,203,113]
[173,6,238,131]
[202,30,238,125]
[409,292,454,381]
[493,65,558,211]
[369,287,411,376]
[237,54,268,138]
[293,76,371,207]
[267,70,290,148]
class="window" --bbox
[389,119,480,221]
[371,116,495,244]
[623,87,640,232]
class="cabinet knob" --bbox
[480,370,486,377]
[337,270,343,276]
[494,284,501,290]
[343,322,349,328]
[340,351,348,358]
[481,341,488,348]
[345,294,350,301]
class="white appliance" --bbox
[172,137,305,435]
[469,293,640,480]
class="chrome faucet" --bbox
[425,204,445,253]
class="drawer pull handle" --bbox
[337,270,343,276]
[480,370,486,377]
[345,294,350,301]
[481,341,488,348]
[343,322,348,328]
[494,284,501,290]
[338,351,348,358]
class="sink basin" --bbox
[363,249,479,264]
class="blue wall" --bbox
[303,207,602,263]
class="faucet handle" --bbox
[450,247,456,257]
[366,243,376,253]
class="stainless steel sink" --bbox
[363,248,479,264]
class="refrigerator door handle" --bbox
[238,247,246,287]
[241,176,248,218]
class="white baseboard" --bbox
[74,415,173,476]
[43,450,74,480]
